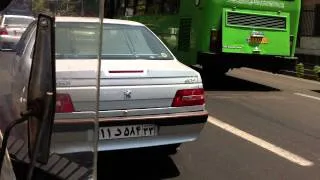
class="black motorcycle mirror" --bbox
[0,14,56,180]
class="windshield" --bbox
[4,17,34,27]
[55,22,173,60]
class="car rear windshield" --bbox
[4,17,34,27]
[55,22,174,60]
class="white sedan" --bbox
[0,14,34,50]
[11,16,208,154]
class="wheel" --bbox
[269,57,289,74]
[271,65,282,74]
[202,64,229,88]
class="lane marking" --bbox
[294,93,320,101]
[207,116,314,167]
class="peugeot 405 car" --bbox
[11,16,208,154]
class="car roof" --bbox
[3,15,35,19]
[55,16,145,26]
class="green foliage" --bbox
[56,1,79,16]
[314,65,320,80]
[32,0,81,16]
[295,63,304,78]
[32,0,49,14]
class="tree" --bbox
[32,0,50,14]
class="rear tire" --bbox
[260,57,288,74]
[202,64,229,88]
[198,53,229,87]
[161,144,181,155]
[271,60,288,74]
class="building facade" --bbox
[297,0,320,57]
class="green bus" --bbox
[105,0,301,76]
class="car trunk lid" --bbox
[56,59,201,114]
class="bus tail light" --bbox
[172,89,205,107]
[209,29,219,52]
[290,35,294,55]
[56,93,75,113]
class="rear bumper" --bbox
[50,111,208,154]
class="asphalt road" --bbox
[1,52,320,179]
[97,69,320,180]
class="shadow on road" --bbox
[312,90,320,93]
[199,71,279,92]
[98,148,180,180]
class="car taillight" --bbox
[172,88,205,107]
[56,93,75,113]
[0,28,8,35]
[209,29,218,52]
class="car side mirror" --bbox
[0,14,56,179]
[27,14,56,164]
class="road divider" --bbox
[207,116,314,167]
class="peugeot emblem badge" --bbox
[124,90,132,99]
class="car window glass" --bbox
[56,24,99,56]
[102,28,134,55]
[55,22,173,60]
[16,22,36,56]
[124,29,153,54]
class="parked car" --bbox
[0,14,34,50]
[11,17,208,154]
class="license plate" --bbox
[99,124,158,140]
[249,37,268,44]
